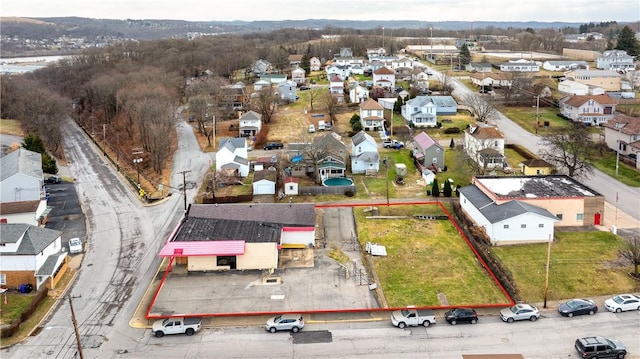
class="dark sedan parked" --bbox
[444,308,478,325]
[558,299,598,317]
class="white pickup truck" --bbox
[391,308,436,328]
[382,139,404,149]
[152,317,202,337]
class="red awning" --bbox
[159,241,245,257]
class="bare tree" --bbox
[308,88,320,111]
[439,72,454,95]
[539,125,594,179]
[251,87,279,124]
[462,94,497,123]
[500,72,533,105]
[322,91,339,125]
[619,236,640,277]
[188,94,214,147]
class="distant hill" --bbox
[1,16,588,41]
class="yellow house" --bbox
[520,159,554,175]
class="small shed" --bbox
[395,163,407,176]
[284,177,299,196]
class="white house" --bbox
[216,137,250,177]
[329,74,344,97]
[499,59,540,72]
[278,80,298,102]
[464,123,506,170]
[558,80,592,96]
[349,82,369,103]
[291,67,306,85]
[0,223,67,290]
[253,169,277,195]
[458,185,559,245]
[402,99,437,128]
[603,114,640,163]
[238,110,262,137]
[0,200,50,226]
[310,57,321,71]
[359,98,385,131]
[542,60,589,71]
[350,131,380,174]
[1,148,45,203]
[373,66,395,89]
[559,94,616,126]
[283,177,299,196]
[596,50,636,71]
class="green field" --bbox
[492,231,636,302]
[355,205,509,307]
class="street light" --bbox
[615,122,627,177]
[133,158,143,185]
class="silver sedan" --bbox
[499,304,540,323]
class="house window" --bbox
[521,224,526,228]
[288,185,294,190]
[503,224,509,229]
[556,214,563,220]
[538,224,544,228]
[0,273,5,285]
[576,213,584,220]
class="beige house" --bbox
[159,203,316,272]
[470,175,605,226]
[519,159,554,175]
[565,69,622,92]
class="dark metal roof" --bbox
[173,217,282,243]
[188,203,315,226]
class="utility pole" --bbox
[132,148,143,187]
[102,124,107,155]
[179,170,192,211]
[535,95,540,134]
[67,295,84,359]
[384,157,389,207]
[615,123,626,177]
[543,235,552,309]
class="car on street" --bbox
[444,308,478,325]
[499,303,540,323]
[299,85,310,90]
[68,237,83,254]
[574,336,626,359]
[45,175,61,184]
[604,294,640,313]
[265,314,304,333]
[558,298,598,317]
[263,142,284,150]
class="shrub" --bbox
[444,127,461,134]
[344,190,355,197]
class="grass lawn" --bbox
[355,205,509,307]
[589,151,640,187]
[492,231,636,302]
[0,119,25,136]
[497,106,573,135]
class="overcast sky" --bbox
[1,0,635,23]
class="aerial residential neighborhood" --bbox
[0,12,639,359]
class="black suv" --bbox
[444,308,478,325]
[263,142,284,150]
[574,336,626,359]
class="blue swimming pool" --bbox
[322,177,354,186]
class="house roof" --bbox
[470,72,512,81]
[329,74,343,82]
[219,137,246,151]
[188,203,315,227]
[351,131,376,146]
[466,124,505,139]
[405,95,458,108]
[459,185,559,224]
[0,148,43,182]
[359,98,384,111]
[566,69,620,78]
[473,175,601,199]
[413,132,442,150]
[374,66,394,75]
[36,252,67,276]
[603,114,640,135]
[240,110,262,122]
[0,223,62,255]
[562,94,616,107]
[0,200,40,215]
[159,240,246,257]
[351,151,380,162]
[254,169,277,182]
[521,158,553,168]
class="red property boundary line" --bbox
[145,201,514,319]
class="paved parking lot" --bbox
[44,179,86,251]
[147,207,382,318]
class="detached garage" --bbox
[253,170,277,195]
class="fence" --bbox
[298,185,356,196]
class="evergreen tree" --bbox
[431,177,440,197]
[42,153,58,174]
[22,134,46,153]
[443,179,452,197]
[615,26,640,56]
[394,95,403,113]
[449,138,455,149]
[300,54,311,75]
[459,44,471,65]
[350,114,361,126]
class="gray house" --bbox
[412,132,445,169]
[596,50,635,71]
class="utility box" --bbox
[395,163,407,176]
